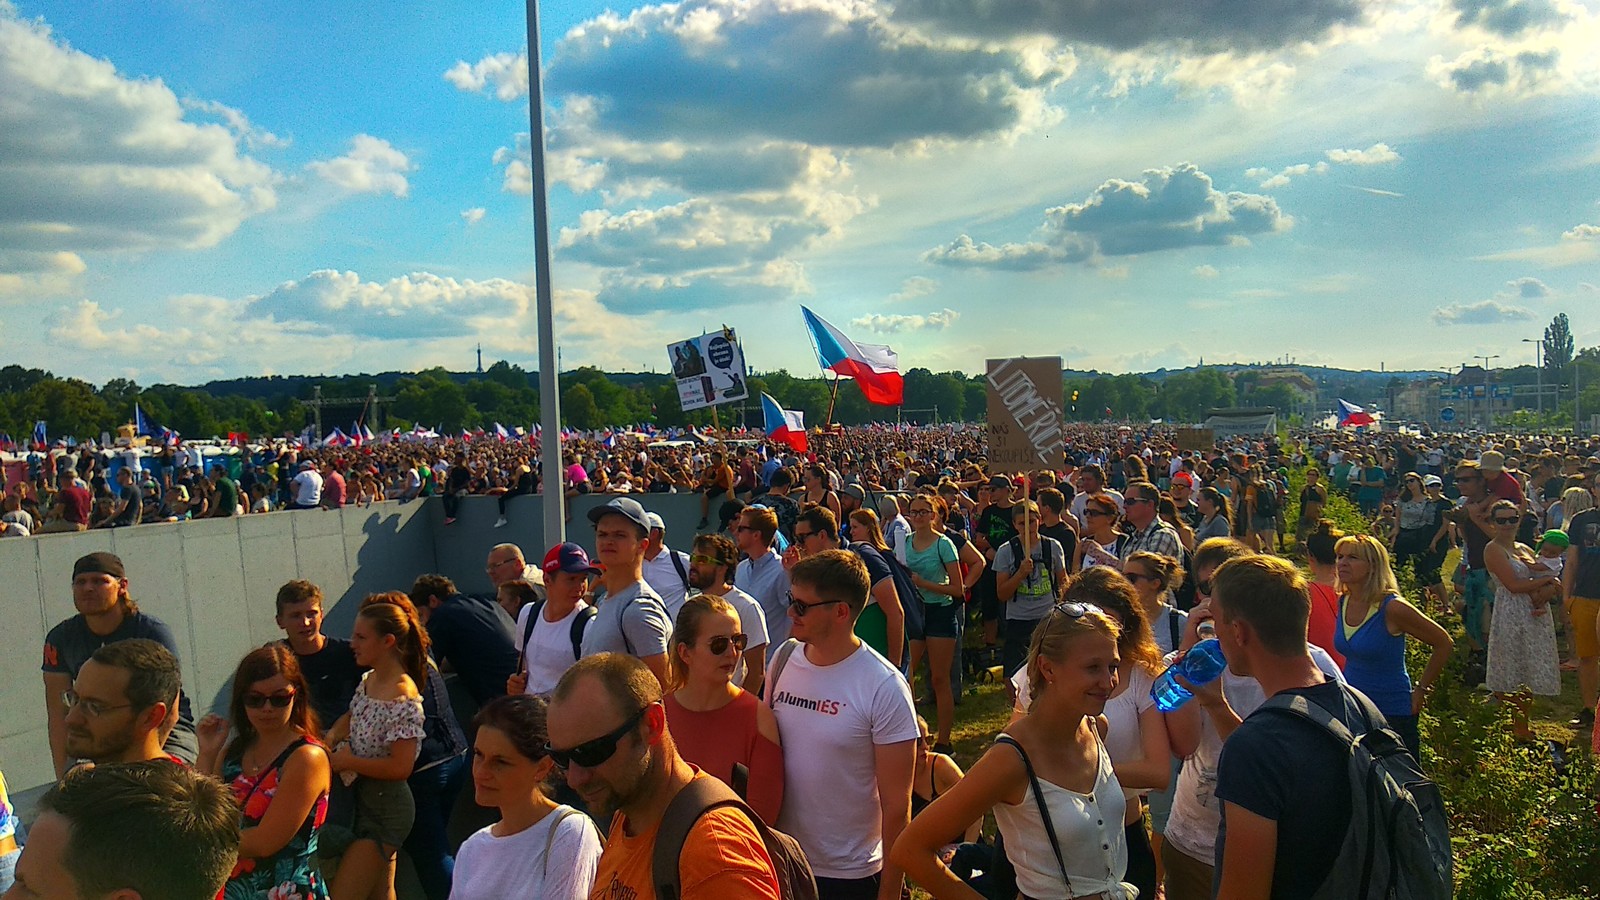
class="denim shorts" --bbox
[921,600,961,639]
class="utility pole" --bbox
[1522,337,1542,424]
[525,0,566,541]
[1475,354,1500,429]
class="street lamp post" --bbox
[524,0,566,543]
[1475,354,1500,430]
[1522,338,1542,425]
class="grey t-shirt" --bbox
[580,579,672,659]
[992,536,1066,621]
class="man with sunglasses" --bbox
[1120,481,1183,563]
[585,497,673,688]
[547,653,783,899]
[769,550,918,900]
[61,639,184,769]
[788,506,904,669]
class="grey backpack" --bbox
[1261,687,1452,900]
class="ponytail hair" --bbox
[358,591,431,687]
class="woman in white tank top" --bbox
[893,602,1135,899]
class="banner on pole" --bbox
[667,329,749,412]
[1175,427,1215,451]
[986,357,1065,474]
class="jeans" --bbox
[405,753,467,900]
[816,873,880,900]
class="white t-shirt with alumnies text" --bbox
[770,641,919,880]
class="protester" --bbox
[450,694,603,900]
[508,542,599,697]
[60,639,183,768]
[409,573,518,709]
[895,600,1132,899]
[1121,550,1188,656]
[9,761,239,900]
[197,644,332,900]
[1302,521,1348,668]
[664,595,785,823]
[772,550,918,900]
[994,500,1069,681]
[901,493,964,752]
[275,580,365,743]
[686,532,770,694]
[736,504,794,658]
[1194,486,1232,545]
[1074,493,1125,572]
[547,653,783,898]
[1483,499,1562,742]
[847,508,910,670]
[1331,534,1453,759]
[640,512,693,621]
[1565,470,1600,729]
[584,497,673,686]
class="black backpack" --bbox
[519,598,596,663]
[652,774,818,900]
[1003,536,1059,597]
[1260,687,1452,900]
[849,541,926,641]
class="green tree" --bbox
[1157,369,1235,422]
[18,378,114,440]
[562,383,601,429]
[1543,312,1574,381]
[392,369,473,431]
[484,359,530,391]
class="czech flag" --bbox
[800,306,904,405]
[761,392,808,452]
[494,422,511,442]
[1337,399,1376,427]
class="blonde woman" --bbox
[1332,535,1453,759]
[893,603,1133,899]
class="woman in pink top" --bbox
[663,595,785,822]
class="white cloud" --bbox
[0,250,86,298]
[889,276,939,302]
[247,270,528,338]
[1450,0,1568,38]
[1566,223,1600,240]
[1431,298,1535,324]
[461,207,486,225]
[443,51,529,101]
[1429,46,1562,94]
[1352,186,1405,198]
[1325,142,1402,165]
[1509,275,1548,297]
[0,6,277,255]
[1245,161,1328,188]
[927,163,1290,271]
[181,98,289,150]
[1476,224,1600,266]
[307,135,413,198]
[850,308,960,333]
[1192,264,1220,278]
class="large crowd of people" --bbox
[3,422,1599,900]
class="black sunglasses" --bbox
[707,633,749,654]
[544,704,650,770]
[1492,516,1519,525]
[244,690,296,710]
[1197,579,1213,596]
[1051,601,1103,619]
[787,590,844,615]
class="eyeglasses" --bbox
[787,590,845,616]
[485,558,518,573]
[1492,516,1520,525]
[1196,579,1213,596]
[244,690,296,710]
[793,529,815,541]
[61,690,133,718]
[706,633,749,654]
[908,508,934,517]
[544,704,650,770]
[689,554,725,566]
[1124,496,1152,506]
[1051,601,1104,619]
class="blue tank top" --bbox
[1332,593,1412,716]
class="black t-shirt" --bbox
[1214,680,1363,898]
[1039,521,1078,570]
[847,541,895,590]
[1568,508,1600,598]
[975,504,1018,553]
[286,636,364,728]
[42,610,197,762]
[112,484,142,525]
[426,594,519,707]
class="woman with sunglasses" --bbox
[1388,472,1432,573]
[1332,535,1453,759]
[663,595,785,822]
[450,694,602,900]
[902,493,964,754]
[894,601,1134,899]
[198,644,331,899]
[1121,551,1188,655]
[1074,494,1125,573]
[1482,499,1562,742]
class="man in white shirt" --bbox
[735,505,791,657]
[640,512,692,621]
[687,532,769,695]
[509,542,599,697]
[1069,464,1124,523]
[769,550,917,900]
[289,460,322,509]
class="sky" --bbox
[2,0,1599,387]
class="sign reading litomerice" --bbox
[986,357,1065,473]
[667,329,750,412]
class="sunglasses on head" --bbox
[544,704,650,770]
[244,690,295,710]
[1051,601,1104,619]
[706,633,749,654]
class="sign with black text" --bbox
[986,357,1065,473]
[667,329,749,412]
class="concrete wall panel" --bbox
[179,525,252,713]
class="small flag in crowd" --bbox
[1336,399,1376,427]
[761,392,808,452]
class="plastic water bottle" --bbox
[1151,624,1227,713]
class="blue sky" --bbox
[2,0,1597,385]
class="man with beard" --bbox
[687,532,770,695]
[60,639,183,768]
[43,552,198,778]
[547,653,781,899]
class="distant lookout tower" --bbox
[476,344,484,373]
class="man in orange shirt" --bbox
[548,653,782,899]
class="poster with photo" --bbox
[667,329,749,411]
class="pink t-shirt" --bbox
[566,463,588,486]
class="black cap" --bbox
[73,551,126,580]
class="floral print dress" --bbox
[221,737,329,900]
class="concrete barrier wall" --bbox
[0,491,726,807]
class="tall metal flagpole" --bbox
[525,0,565,542]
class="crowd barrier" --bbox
[0,490,722,809]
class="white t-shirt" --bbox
[450,806,603,900]
[771,641,920,879]
[291,469,323,506]
[1071,489,1125,523]
[1164,645,1345,866]
[515,602,590,696]
[640,546,692,622]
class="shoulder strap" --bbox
[541,806,584,879]
[765,638,801,708]
[1167,608,1181,652]
[993,735,1074,895]
[1261,685,1381,745]
[570,606,597,661]
[652,776,747,900]
[670,549,690,590]
[522,599,546,655]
